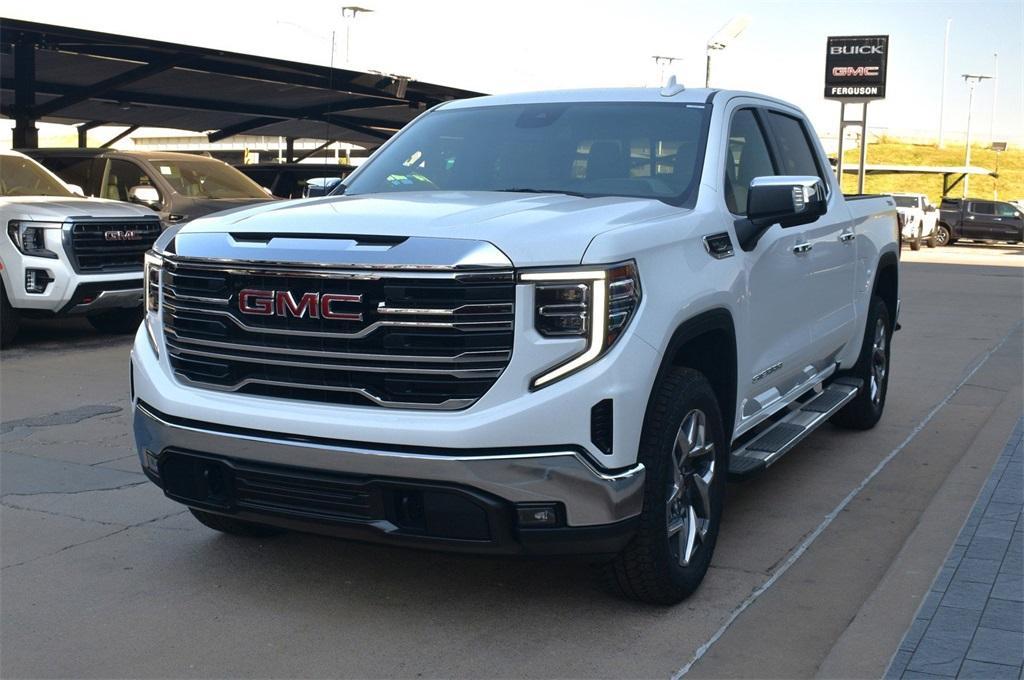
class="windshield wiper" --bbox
[492,188,592,198]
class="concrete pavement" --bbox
[1,249,1021,678]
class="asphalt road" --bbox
[1,246,1021,679]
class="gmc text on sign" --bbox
[825,35,889,100]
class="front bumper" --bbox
[133,401,645,555]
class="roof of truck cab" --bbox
[437,87,801,111]
[23,148,231,163]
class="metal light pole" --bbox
[652,56,682,86]
[961,73,993,198]
[704,15,751,88]
[989,52,998,145]
[341,6,374,65]
[938,18,951,148]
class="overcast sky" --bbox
[5,0,1024,143]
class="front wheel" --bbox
[910,227,922,251]
[831,296,891,430]
[934,224,953,247]
[601,367,727,604]
[926,230,937,248]
[87,307,144,335]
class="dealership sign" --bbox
[825,35,889,99]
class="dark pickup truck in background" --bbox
[937,198,1024,247]
[23,149,277,226]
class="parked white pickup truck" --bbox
[892,192,938,250]
[1,150,163,347]
[131,86,900,603]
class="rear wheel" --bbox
[934,224,953,247]
[601,367,727,604]
[831,296,891,430]
[926,230,937,248]
[1,284,19,349]
[190,509,286,537]
[87,306,144,335]
[909,226,922,251]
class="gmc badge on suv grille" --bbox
[104,230,140,241]
[238,289,363,321]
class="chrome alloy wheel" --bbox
[870,318,888,407]
[666,409,716,567]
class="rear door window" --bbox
[38,156,98,195]
[970,202,995,215]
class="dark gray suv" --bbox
[23,149,277,225]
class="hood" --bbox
[0,196,156,221]
[179,191,681,266]
[178,196,277,221]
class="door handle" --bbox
[839,232,856,242]
[792,242,813,254]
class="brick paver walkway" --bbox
[887,418,1024,679]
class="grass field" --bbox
[839,140,1023,204]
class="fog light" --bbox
[516,503,561,527]
[143,449,160,476]
[25,269,52,294]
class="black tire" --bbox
[601,367,728,604]
[1,284,19,349]
[190,509,286,537]
[87,306,144,335]
[831,296,891,430]
[926,231,937,248]
[910,228,921,251]
[934,224,953,247]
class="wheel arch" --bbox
[647,308,738,443]
[873,251,899,322]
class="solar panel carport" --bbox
[1,18,483,150]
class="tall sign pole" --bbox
[961,74,993,198]
[938,19,951,148]
[825,35,889,194]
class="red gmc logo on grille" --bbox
[238,289,363,321]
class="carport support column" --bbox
[286,137,295,163]
[12,39,39,149]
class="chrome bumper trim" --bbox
[133,402,645,526]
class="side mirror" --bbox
[128,185,161,210]
[734,176,828,250]
[65,183,85,196]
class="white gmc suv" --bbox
[1,150,162,346]
[131,87,900,603]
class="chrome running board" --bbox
[729,377,862,478]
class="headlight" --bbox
[144,251,162,313]
[7,221,61,259]
[522,261,641,389]
[143,251,163,357]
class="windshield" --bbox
[343,102,710,204]
[150,158,267,199]
[893,196,919,208]
[0,155,75,198]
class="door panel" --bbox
[763,111,856,374]
[724,107,814,429]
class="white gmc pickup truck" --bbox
[131,86,900,603]
[1,150,163,346]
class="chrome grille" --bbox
[161,259,515,410]
[68,220,163,273]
